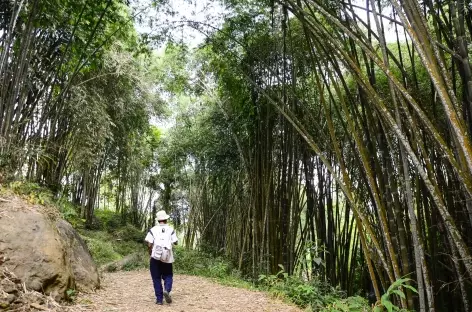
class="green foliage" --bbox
[109,221,144,243]
[80,227,146,265]
[9,181,54,206]
[81,233,122,265]
[121,251,150,271]
[77,209,147,268]
[111,239,142,257]
[94,210,123,232]
[320,296,370,312]
[66,289,77,302]
[174,246,230,277]
[57,199,81,226]
[80,226,144,259]
[173,246,250,288]
[153,43,192,96]
[373,278,417,312]
[256,266,371,311]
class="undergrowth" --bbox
[5,181,412,311]
[171,248,412,312]
[173,247,371,311]
[79,230,144,266]
[258,265,370,311]
[75,221,147,268]
[172,247,254,289]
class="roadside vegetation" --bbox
[7,180,414,311]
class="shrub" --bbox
[174,246,238,278]
[81,235,121,265]
[95,210,122,232]
[113,240,143,256]
[9,181,54,205]
[257,266,367,311]
[121,251,150,271]
[56,198,82,227]
[113,224,144,243]
[373,278,417,312]
[320,296,370,312]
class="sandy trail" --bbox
[69,270,302,312]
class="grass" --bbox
[79,230,136,266]
[81,234,122,265]
[258,271,370,311]
[78,226,145,262]
[173,246,254,289]
[77,224,148,268]
[172,247,371,311]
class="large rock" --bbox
[0,196,100,300]
[56,219,99,291]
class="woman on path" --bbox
[144,210,179,305]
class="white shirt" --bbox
[145,224,178,263]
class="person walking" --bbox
[144,210,178,305]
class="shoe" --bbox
[163,291,172,304]
[156,300,163,305]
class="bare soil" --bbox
[69,270,303,312]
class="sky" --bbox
[135,0,403,53]
[135,0,228,50]
[350,2,404,43]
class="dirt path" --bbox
[70,270,303,312]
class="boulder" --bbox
[56,219,99,291]
[0,196,100,300]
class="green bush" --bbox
[113,224,144,242]
[173,246,247,286]
[320,296,370,312]
[121,250,150,271]
[113,240,143,256]
[95,210,122,232]
[257,266,370,311]
[373,278,417,312]
[10,181,43,195]
[81,235,121,265]
[56,198,83,227]
[9,181,54,205]
[79,227,146,264]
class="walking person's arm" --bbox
[171,229,178,246]
[144,230,155,255]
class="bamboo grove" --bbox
[163,1,472,311]
[0,0,167,229]
[2,0,472,311]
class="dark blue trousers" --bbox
[149,258,173,303]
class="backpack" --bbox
[152,245,170,262]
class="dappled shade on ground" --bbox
[69,270,302,312]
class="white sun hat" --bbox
[156,210,170,221]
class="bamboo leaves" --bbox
[174,0,472,311]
